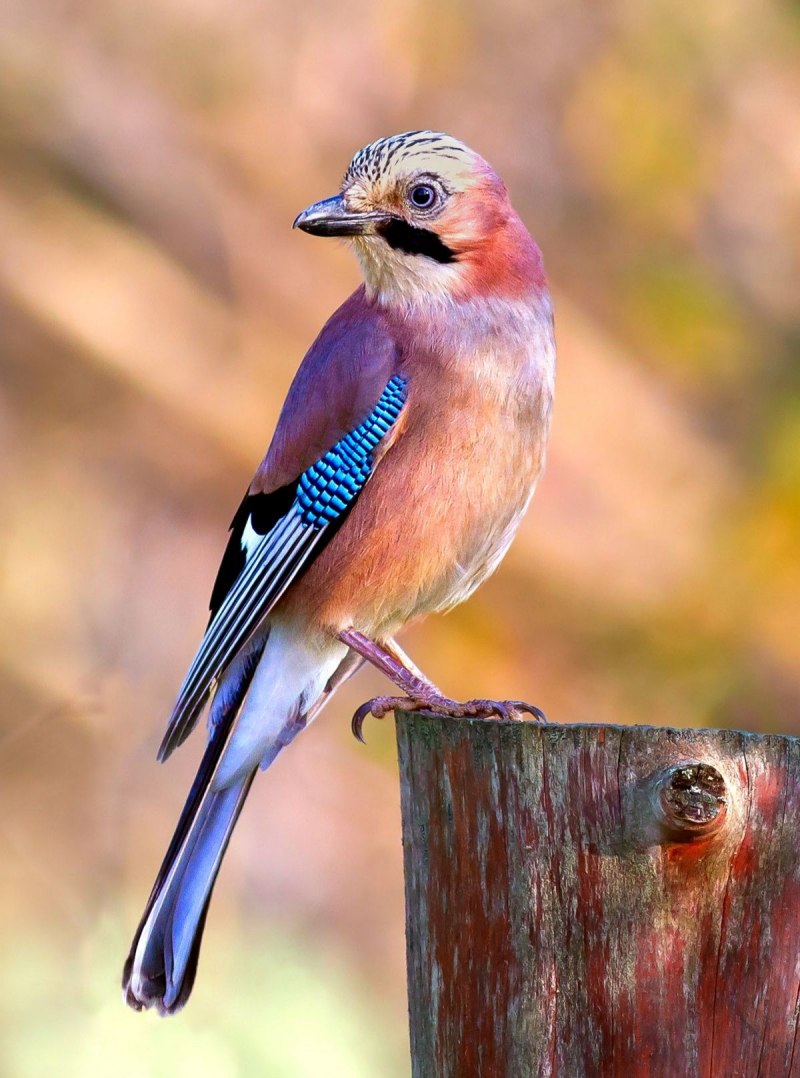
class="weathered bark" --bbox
[397,714,800,1078]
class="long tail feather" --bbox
[123,641,362,1014]
[122,647,262,1015]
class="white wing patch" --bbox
[240,514,262,560]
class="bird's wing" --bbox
[158,289,405,760]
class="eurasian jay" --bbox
[123,130,556,1014]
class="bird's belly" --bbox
[287,423,544,640]
[429,493,533,613]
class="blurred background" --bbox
[1,0,798,1072]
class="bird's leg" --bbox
[384,636,441,692]
[337,629,435,699]
[337,628,547,742]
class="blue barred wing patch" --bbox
[297,375,408,528]
[159,373,408,759]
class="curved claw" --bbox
[351,701,373,744]
[506,700,548,724]
[462,698,513,720]
[351,695,416,742]
[351,698,370,741]
[463,698,548,723]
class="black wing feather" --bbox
[208,483,296,623]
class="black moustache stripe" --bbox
[378,219,457,264]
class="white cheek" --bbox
[353,236,465,303]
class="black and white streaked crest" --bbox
[343,130,471,185]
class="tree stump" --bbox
[396,714,800,1078]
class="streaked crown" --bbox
[344,131,474,187]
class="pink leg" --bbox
[337,628,547,742]
[338,629,436,697]
[384,636,440,692]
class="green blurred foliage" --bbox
[0,921,406,1077]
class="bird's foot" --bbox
[351,693,547,743]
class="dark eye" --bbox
[409,183,437,209]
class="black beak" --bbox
[292,194,392,237]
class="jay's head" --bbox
[293,131,543,304]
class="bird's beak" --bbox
[292,194,392,237]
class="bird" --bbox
[122,130,556,1014]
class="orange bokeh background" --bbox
[1,1,798,1072]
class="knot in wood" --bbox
[654,761,727,840]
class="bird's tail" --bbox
[122,649,262,1015]
[123,634,360,1015]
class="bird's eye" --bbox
[408,184,437,210]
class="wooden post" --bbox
[396,714,800,1078]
